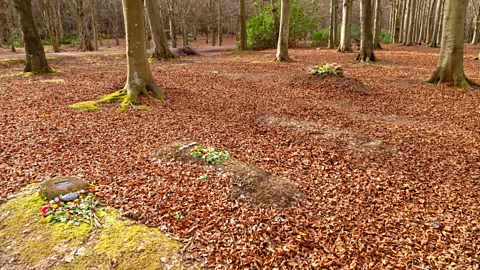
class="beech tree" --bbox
[328,0,337,49]
[145,0,175,60]
[238,0,247,51]
[427,0,443,47]
[72,0,164,111]
[275,0,290,61]
[13,0,52,74]
[427,0,476,87]
[373,0,382,49]
[356,0,376,62]
[338,0,353,52]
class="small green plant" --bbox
[380,30,392,44]
[190,145,230,164]
[173,213,184,220]
[307,63,344,77]
[197,174,208,181]
[41,189,102,227]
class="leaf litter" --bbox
[0,44,480,268]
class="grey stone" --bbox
[40,176,90,200]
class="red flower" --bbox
[41,204,50,216]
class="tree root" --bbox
[70,88,162,112]
[427,72,478,89]
[356,52,376,62]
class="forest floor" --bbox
[0,40,480,269]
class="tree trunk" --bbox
[356,0,376,62]
[90,0,98,51]
[427,0,476,88]
[7,1,17,52]
[217,0,222,46]
[13,0,52,74]
[338,0,353,52]
[145,0,175,60]
[425,0,436,44]
[121,0,164,104]
[107,0,120,46]
[428,0,443,47]
[37,0,60,52]
[238,0,247,50]
[167,0,177,48]
[328,0,336,49]
[275,0,290,61]
[55,0,63,41]
[373,0,382,49]
[210,0,216,46]
[399,0,407,43]
[472,6,480,44]
[76,0,93,51]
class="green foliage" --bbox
[190,145,230,164]
[42,191,102,227]
[307,63,344,77]
[245,1,316,50]
[41,39,52,46]
[380,30,392,44]
[101,33,109,39]
[60,37,74,45]
[311,28,330,47]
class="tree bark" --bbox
[210,0,216,46]
[76,0,93,51]
[356,0,376,62]
[13,0,52,74]
[54,0,63,41]
[373,0,382,49]
[238,0,247,50]
[145,0,175,60]
[328,0,337,49]
[425,0,436,44]
[428,0,443,47]
[217,0,222,46]
[472,5,480,44]
[37,0,60,52]
[427,0,476,87]
[275,0,290,61]
[6,0,17,52]
[122,0,164,103]
[338,0,353,52]
[90,0,98,51]
[167,0,177,48]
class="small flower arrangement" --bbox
[307,63,344,77]
[190,145,230,164]
[41,189,102,227]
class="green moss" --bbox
[40,79,65,83]
[1,187,183,269]
[0,58,26,64]
[0,191,91,264]
[69,101,101,111]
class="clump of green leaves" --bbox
[42,191,102,228]
[190,145,230,164]
[307,63,344,77]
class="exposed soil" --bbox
[1,42,480,268]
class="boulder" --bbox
[40,176,90,200]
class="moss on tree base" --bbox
[70,89,155,112]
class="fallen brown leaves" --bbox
[1,44,480,268]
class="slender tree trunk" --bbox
[181,20,188,46]
[357,0,376,62]
[55,0,63,41]
[428,0,443,47]
[238,0,247,50]
[472,6,480,44]
[275,0,290,61]
[270,0,279,46]
[328,0,337,49]
[76,0,93,51]
[436,0,444,44]
[217,0,222,46]
[90,0,98,51]
[392,0,399,43]
[426,0,436,44]
[210,0,216,46]
[399,0,407,43]
[122,0,164,102]
[338,0,353,52]
[373,0,382,49]
[427,0,476,87]
[107,0,120,46]
[7,1,17,52]
[13,0,52,74]
[37,0,60,52]
[167,0,177,48]
[145,0,174,60]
